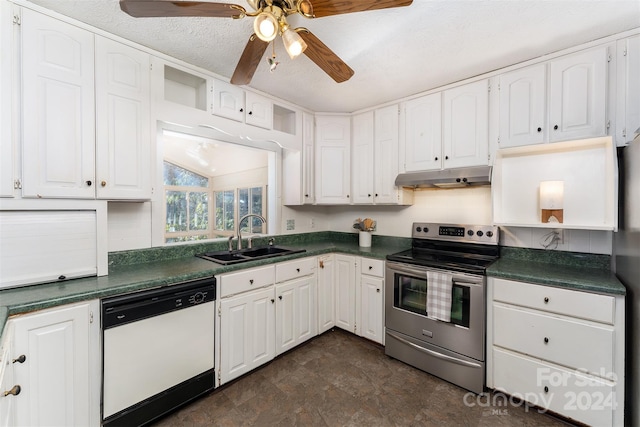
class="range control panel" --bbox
[412,222,499,245]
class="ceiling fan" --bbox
[119,0,413,85]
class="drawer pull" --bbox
[296,268,300,273]
[12,355,26,364]
[544,297,549,303]
[249,279,254,285]
[544,337,549,344]
[369,266,373,270]
[376,288,380,293]
[544,386,549,393]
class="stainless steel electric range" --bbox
[385,222,499,394]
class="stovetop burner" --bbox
[386,222,499,275]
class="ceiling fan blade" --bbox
[297,29,354,83]
[230,35,269,85]
[119,0,246,18]
[308,0,412,18]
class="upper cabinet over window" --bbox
[211,80,273,129]
[315,115,350,204]
[498,45,610,149]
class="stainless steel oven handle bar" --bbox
[386,262,484,284]
[386,331,482,369]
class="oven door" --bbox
[385,261,485,361]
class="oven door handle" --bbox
[387,331,482,369]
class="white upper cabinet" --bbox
[21,8,95,198]
[442,79,490,169]
[499,64,546,148]
[548,46,608,142]
[404,93,442,172]
[0,1,14,198]
[351,111,375,204]
[374,105,409,204]
[315,115,351,204]
[302,112,315,204]
[95,36,151,200]
[211,80,273,129]
[616,34,640,145]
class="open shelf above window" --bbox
[273,104,296,135]
[164,65,207,111]
[492,136,618,230]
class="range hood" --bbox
[395,165,492,188]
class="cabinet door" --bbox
[212,80,244,122]
[0,326,16,427]
[334,254,356,333]
[374,105,400,204]
[549,46,608,142]
[317,255,335,333]
[302,112,315,204]
[275,275,317,355]
[21,9,95,198]
[315,116,351,204]
[499,64,546,148]
[245,91,272,129]
[442,79,489,169]
[95,36,151,200]
[351,111,374,204]
[360,275,384,344]
[404,93,441,172]
[0,1,13,198]
[12,301,100,427]
[219,287,275,385]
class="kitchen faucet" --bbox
[237,214,266,250]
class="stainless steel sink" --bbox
[196,246,305,265]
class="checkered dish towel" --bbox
[426,271,453,322]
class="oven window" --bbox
[393,272,470,328]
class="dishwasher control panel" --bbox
[102,277,216,329]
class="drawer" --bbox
[493,304,614,376]
[219,265,275,298]
[360,258,384,278]
[492,347,614,427]
[275,257,316,283]
[492,278,615,324]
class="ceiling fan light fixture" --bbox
[281,26,307,59]
[253,11,278,42]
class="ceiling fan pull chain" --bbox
[268,41,279,72]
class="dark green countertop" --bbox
[0,232,410,338]
[486,247,625,296]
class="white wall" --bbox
[107,202,152,252]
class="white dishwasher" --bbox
[102,277,216,427]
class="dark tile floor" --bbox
[153,329,574,426]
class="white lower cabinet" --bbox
[335,254,357,333]
[317,254,336,333]
[358,258,385,345]
[275,258,317,355]
[9,300,101,427]
[487,277,624,427]
[0,324,16,427]
[219,286,276,385]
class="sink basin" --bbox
[196,246,305,265]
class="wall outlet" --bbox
[286,219,295,231]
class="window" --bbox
[164,162,210,243]
[214,186,266,236]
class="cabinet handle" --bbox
[278,295,283,300]
[12,355,26,364]
[544,386,549,393]
[544,337,549,344]
[445,155,449,160]
[319,260,324,269]
[270,298,274,303]
[368,194,371,197]
[248,111,253,115]
[376,288,380,293]
[346,194,349,198]
[368,266,373,270]
[86,180,92,186]
[375,193,378,197]
[544,297,549,303]
[434,157,438,161]
[101,181,107,187]
[553,125,558,130]
[239,108,244,112]
[3,385,21,396]
[249,279,254,285]
[537,127,542,132]
[305,194,309,198]
[296,268,300,273]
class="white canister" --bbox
[359,231,372,247]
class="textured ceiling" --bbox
[25,0,640,113]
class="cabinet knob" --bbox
[368,266,373,270]
[86,180,92,186]
[544,297,549,303]
[537,127,542,132]
[434,157,438,161]
[544,386,549,393]
[248,111,253,115]
[278,295,283,300]
[296,268,300,273]
[101,180,107,187]
[3,385,21,397]
[376,288,380,293]
[375,193,378,197]
[445,155,449,160]
[544,337,549,344]
[347,194,349,198]
[368,194,371,197]
[319,260,324,269]
[239,108,244,112]
[270,298,275,303]
[553,125,559,130]
[305,194,309,198]
[12,355,26,364]
[249,279,254,285]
